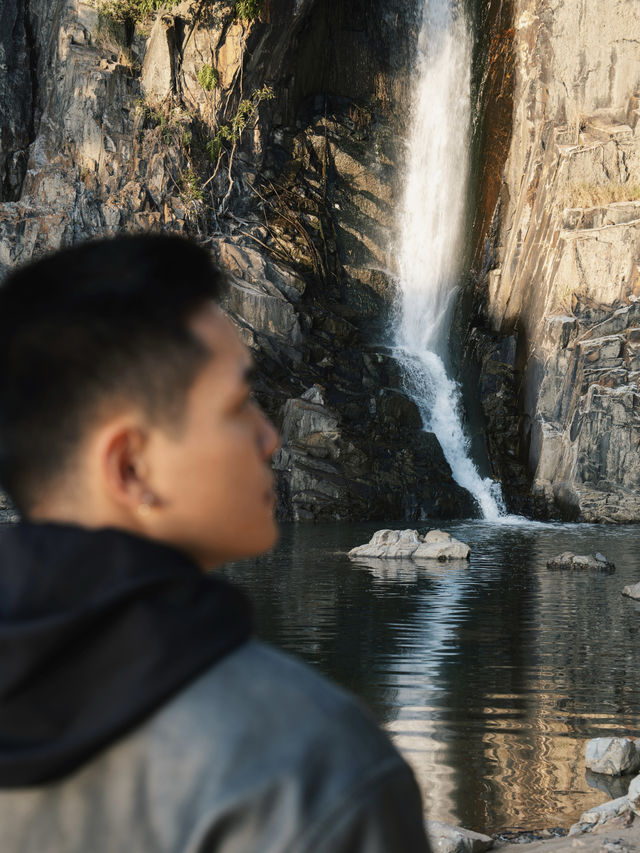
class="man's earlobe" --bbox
[101,423,154,512]
[137,491,158,517]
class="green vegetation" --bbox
[180,167,204,205]
[563,181,640,208]
[234,0,262,21]
[206,84,274,162]
[135,100,194,147]
[197,64,220,92]
[96,0,181,24]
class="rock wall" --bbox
[0,0,475,521]
[471,0,640,520]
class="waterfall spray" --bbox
[394,0,506,520]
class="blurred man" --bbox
[0,234,430,852]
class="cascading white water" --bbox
[394,0,506,521]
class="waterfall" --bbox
[394,0,506,521]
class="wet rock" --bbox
[425,820,493,853]
[493,828,568,844]
[569,795,632,835]
[348,529,470,561]
[622,582,640,600]
[414,530,471,561]
[547,552,615,571]
[0,0,34,200]
[585,738,640,776]
[464,328,534,517]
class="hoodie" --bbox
[0,521,252,787]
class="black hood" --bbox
[0,521,253,787]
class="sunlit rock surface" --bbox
[349,528,470,560]
[622,582,640,600]
[469,0,640,521]
[569,794,632,835]
[585,738,640,776]
[629,774,640,816]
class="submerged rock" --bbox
[585,737,640,776]
[547,552,615,571]
[622,582,640,600]
[425,820,493,853]
[348,529,470,561]
[586,767,636,800]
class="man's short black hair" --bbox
[0,234,225,513]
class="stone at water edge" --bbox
[547,552,615,571]
[568,794,631,835]
[585,767,633,800]
[425,820,493,853]
[348,529,470,561]
[622,581,640,600]
[628,773,640,816]
[585,737,640,775]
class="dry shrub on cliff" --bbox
[95,0,181,24]
[563,182,640,209]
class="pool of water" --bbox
[222,519,640,834]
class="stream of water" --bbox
[393,0,506,520]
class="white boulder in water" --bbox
[547,552,615,571]
[348,529,470,561]
[622,581,640,600]
[585,737,640,776]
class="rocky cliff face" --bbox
[0,0,475,521]
[470,0,640,521]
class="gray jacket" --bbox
[0,640,430,852]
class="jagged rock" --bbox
[141,13,176,102]
[585,737,640,775]
[547,552,615,571]
[622,582,640,600]
[474,0,640,522]
[569,795,632,835]
[628,774,640,816]
[350,529,422,559]
[348,529,470,561]
[0,0,33,200]
[425,821,493,853]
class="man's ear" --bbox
[98,419,155,513]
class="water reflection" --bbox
[223,520,640,833]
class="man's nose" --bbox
[256,406,280,458]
